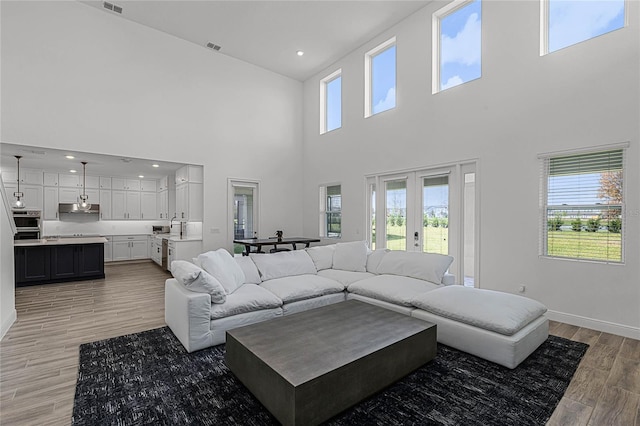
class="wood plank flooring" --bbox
[1,262,639,425]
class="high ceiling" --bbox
[79,0,432,81]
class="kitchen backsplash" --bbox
[42,220,202,237]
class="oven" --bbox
[13,209,42,240]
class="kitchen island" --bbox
[14,237,107,286]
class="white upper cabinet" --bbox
[59,187,80,203]
[175,165,203,184]
[43,186,59,220]
[100,190,112,220]
[59,173,80,187]
[140,179,156,192]
[159,176,169,191]
[2,168,43,185]
[43,173,58,186]
[99,177,111,189]
[112,178,140,191]
[140,192,157,220]
[83,175,100,189]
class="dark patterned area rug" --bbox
[72,327,587,426]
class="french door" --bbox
[367,162,477,286]
[229,180,259,255]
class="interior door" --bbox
[229,180,259,255]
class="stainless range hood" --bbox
[58,203,100,214]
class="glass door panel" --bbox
[422,176,449,254]
[463,172,476,287]
[232,185,257,255]
[385,179,407,251]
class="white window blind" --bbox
[541,148,624,263]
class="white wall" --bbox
[1,1,304,252]
[302,1,639,337]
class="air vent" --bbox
[206,42,222,51]
[103,2,123,14]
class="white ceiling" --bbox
[0,143,187,180]
[79,0,432,81]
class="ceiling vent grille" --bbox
[103,2,123,14]
[206,42,222,51]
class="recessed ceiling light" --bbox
[152,164,159,168]
[65,155,75,159]
[138,175,144,178]
[296,50,304,56]
[69,169,77,173]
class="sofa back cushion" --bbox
[197,249,246,294]
[250,251,317,281]
[366,248,389,273]
[376,251,453,284]
[332,241,368,272]
[235,256,262,284]
[171,260,227,303]
[305,244,335,271]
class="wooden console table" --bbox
[233,237,320,256]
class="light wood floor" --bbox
[1,262,638,425]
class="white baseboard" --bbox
[0,309,17,341]
[547,310,640,340]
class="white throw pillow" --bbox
[235,256,262,284]
[305,245,335,271]
[171,260,226,303]
[197,249,246,294]
[366,248,389,274]
[376,251,453,284]
[249,251,317,281]
[333,241,368,272]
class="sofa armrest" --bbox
[164,278,212,353]
[441,273,455,286]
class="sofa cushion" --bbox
[347,275,441,307]
[235,256,262,284]
[305,244,335,271]
[411,286,548,336]
[209,284,283,319]
[332,241,368,272]
[250,251,317,281]
[171,260,226,304]
[366,248,389,273]
[376,251,453,284]
[198,249,245,294]
[260,274,345,304]
[318,269,374,286]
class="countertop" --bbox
[154,234,202,242]
[15,237,109,246]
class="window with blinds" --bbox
[320,184,341,238]
[541,148,625,263]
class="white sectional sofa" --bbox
[165,241,548,369]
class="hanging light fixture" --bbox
[78,161,92,211]
[12,156,25,209]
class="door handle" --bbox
[414,231,419,241]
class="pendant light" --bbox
[78,161,91,211]
[12,156,25,209]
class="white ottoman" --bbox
[411,286,549,369]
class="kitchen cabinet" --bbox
[167,239,202,272]
[175,182,202,221]
[158,190,169,219]
[151,238,162,266]
[140,180,156,192]
[99,190,112,220]
[112,235,149,260]
[112,178,140,191]
[140,192,157,220]
[84,176,100,189]
[59,187,79,204]
[111,190,140,219]
[44,173,58,186]
[159,176,169,191]
[2,168,43,185]
[175,165,203,184]
[14,243,105,286]
[99,177,111,189]
[104,236,112,262]
[43,186,59,220]
[5,183,43,210]
[59,174,80,188]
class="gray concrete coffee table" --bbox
[225,300,436,426]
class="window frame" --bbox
[228,179,260,253]
[538,144,628,264]
[432,0,482,94]
[364,37,397,118]
[319,183,342,238]
[319,69,342,134]
[540,0,627,56]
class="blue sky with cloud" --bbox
[372,45,396,114]
[440,0,481,91]
[326,76,341,132]
[549,0,625,52]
